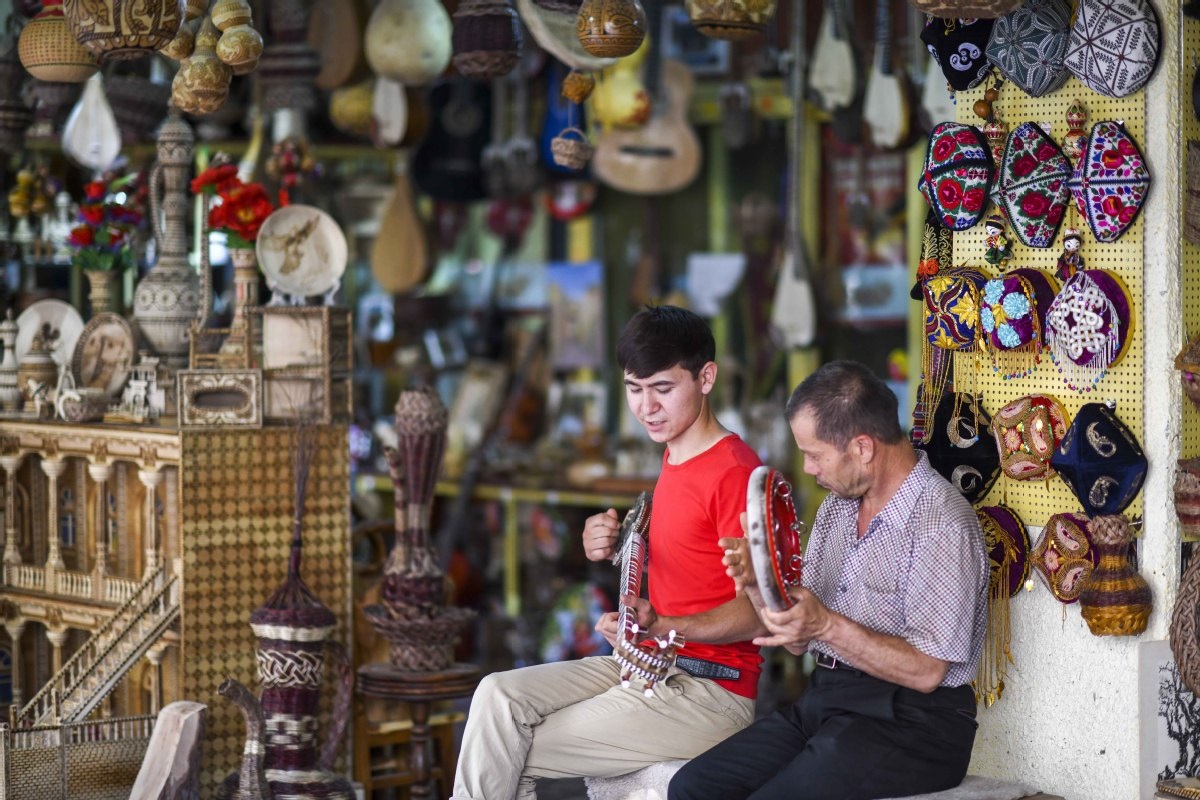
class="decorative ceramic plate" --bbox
[15,299,85,368]
[71,312,135,399]
[255,204,348,298]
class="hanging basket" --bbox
[1176,458,1200,540]
[550,126,593,170]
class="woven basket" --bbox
[551,126,594,169]
[1078,514,1152,636]
[1177,459,1200,539]
[1170,555,1200,696]
[1187,141,1200,247]
[363,603,476,672]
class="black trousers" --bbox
[668,666,977,800]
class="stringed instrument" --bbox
[770,0,816,349]
[745,467,804,612]
[862,0,910,149]
[371,155,428,294]
[592,12,700,196]
[809,0,857,113]
[610,492,683,694]
[412,78,493,202]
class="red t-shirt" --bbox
[647,434,763,699]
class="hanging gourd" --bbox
[62,0,184,61]
[365,0,452,86]
[685,0,777,40]
[18,0,99,83]
[577,0,646,59]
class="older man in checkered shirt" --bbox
[670,360,989,800]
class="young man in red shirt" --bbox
[451,306,766,800]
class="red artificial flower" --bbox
[210,182,274,242]
[190,163,239,195]
[83,181,105,201]
[80,204,104,225]
[68,225,94,247]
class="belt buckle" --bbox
[815,651,838,670]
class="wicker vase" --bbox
[1170,554,1200,696]
[1078,514,1152,636]
[84,268,120,315]
[1175,458,1200,540]
[451,0,522,79]
[63,0,185,60]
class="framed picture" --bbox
[548,379,607,442]
[447,359,510,454]
[1139,639,1200,797]
[547,260,605,371]
[177,370,263,429]
[661,4,731,77]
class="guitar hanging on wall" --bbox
[863,0,910,150]
[592,7,700,196]
[412,77,493,203]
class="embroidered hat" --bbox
[991,394,1071,481]
[921,17,995,93]
[975,502,1028,707]
[979,267,1059,352]
[1068,121,1151,243]
[912,0,1025,18]
[986,0,1072,97]
[978,504,1030,598]
[991,122,1072,248]
[1050,401,1146,517]
[916,391,1001,505]
[1064,0,1160,98]
[1032,512,1098,603]
[1044,269,1133,393]
[923,264,991,350]
[919,122,995,231]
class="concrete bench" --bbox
[578,765,1064,800]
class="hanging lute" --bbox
[745,466,805,612]
[610,492,683,694]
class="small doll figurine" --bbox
[984,214,1013,269]
[1056,228,1084,281]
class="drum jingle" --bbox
[745,466,805,611]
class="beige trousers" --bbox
[450,656,755,800]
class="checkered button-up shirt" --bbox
[803,450,988,687]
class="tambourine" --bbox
[745,466,804,611]
[610,492,684,694]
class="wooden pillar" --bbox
[87,462,111,577]
[41,458,65,571]
[44,626,66,677]
[138,468,162,577]
[4,618,24,710]
[0,454,21,565]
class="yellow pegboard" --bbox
[951,77,1145,531]
[1180,15,1200,515]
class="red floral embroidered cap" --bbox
[990,122,1072,248]
[1045,268,1133,393]
[977,504,1030,598]
[1049,401,1146,517]
[919,121,995,231]
[990,394,1071,481]
[979,267,1060,352]
[1032,512,1098,603]
[1068,121,1151,243]
[923,264,991,351]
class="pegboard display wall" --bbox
[949,79,1146,531]
[1180,15,1200,495]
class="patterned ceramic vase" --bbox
[132,109,207,370]
[17,0,99,83]
[63,0,185,60]
[576,0,645,58]
[1078,514,1152,636]
[685,0,777,40]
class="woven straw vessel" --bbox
[1078,514,1152,636]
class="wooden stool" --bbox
[353,695,465,799]
[357,662,481,800]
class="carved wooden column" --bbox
[0,453,22,565]
[145,646,164,715]
[41,458,66,571]
[87,461,111,577]
[45,626,66,676]
[5,617,24,709]
[138,468,162,577]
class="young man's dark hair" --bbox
[616,305,716,379]
[784,359,903,450]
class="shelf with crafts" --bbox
[355,470,643,617]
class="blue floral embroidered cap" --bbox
[986,0,1072,97]
[1049,401,1146,517]
[979,267,1059,352]
[923,264,991,350]
[990,122,1072,248]
[919,122,995,231]
[916,392,1000,505]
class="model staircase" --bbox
[13,567,180,728]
